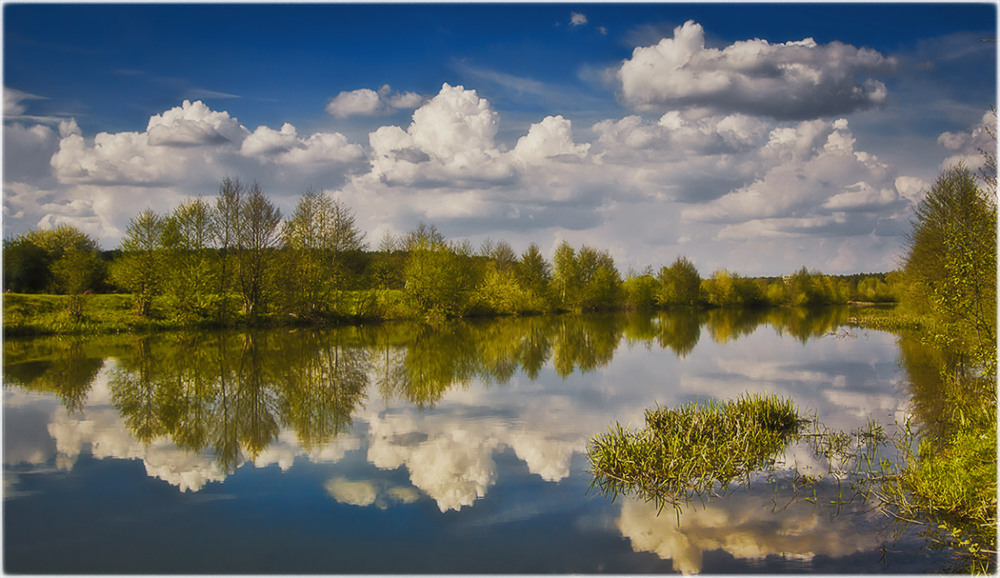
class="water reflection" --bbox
[616,486,878,574]
[4,309,914,513]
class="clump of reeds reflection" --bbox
[588,394,802,511]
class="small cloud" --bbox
[598,26,608,36]
[570,12,587,27]
[326,85,423,119]
[4,87,46,118]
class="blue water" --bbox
[3,312,942,573]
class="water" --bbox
[3,309,943,573]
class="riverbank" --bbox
[3,291,903,338]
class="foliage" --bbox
[588,394,802,511]
[657,256,702,306]
[6,176,913,332]
[903,165,997,369]
[622,273,658,310]
[111,209,166,317]
[162,198,217,321]
[4,225,105,299]
[236,182,282,318]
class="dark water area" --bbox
[3,309,947,573]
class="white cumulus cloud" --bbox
[617,20,896,119]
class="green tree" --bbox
[51,248,104,320]
[282,189,338,317]
[213,177,244,324]
[516,242,552,311]
[111,209,166,317]
[622,267,658,310]
[3,234,51,293]
[403,232,471,319]
[657,256,702,306]
[551,241,579,309]
[4,225,104,296]
[903,165,997,366]
[576,246,621,310]
[162,198,216,321]
[237,183,282,318]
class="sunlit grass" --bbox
[588,393,802,511]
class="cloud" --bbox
[325,85,423,118]
[4,87,40,117]
[3,121,60,182]
[570,12,587,27]
[513,115,590,164]
[938,108,997,172]
[145,99,247,147]
[616,494,876,574]
[242,122,365,166]
[325,477,421,509]
[365,83,515,188]
[681,118,909,239]
[617,20,896,119]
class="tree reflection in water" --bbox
[3,307,955,572]
[3,308,855,475]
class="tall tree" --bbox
[213,177,244,323]
[163,198,216,320]
[112,209,166,317]
[551,241,579,309]
[904,164,997,368]
[516,242,552,311]
[237,183,282,318]
[282,189,336,316]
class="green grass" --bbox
[588,393,802,511]
[847,303,923,332]
[3,293,148,335]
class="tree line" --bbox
[5,176,900,326]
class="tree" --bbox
[51,248,103,320]
[576,246,621,310]
[402,223,473,319]
[162,198,216,321]
[282,189,337,317]
[237,183,282,318]
[516,242,552,311]
[213,177,244,323]
[551,241,579,309]
[111,209,166,316]
[4,225,104,295]
[657,256,702,306]
[3,234,51,293]
[903,164,997,369]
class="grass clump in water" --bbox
[588,393,802,510]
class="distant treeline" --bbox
[3,177,898,325]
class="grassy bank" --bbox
[1,290,414,336]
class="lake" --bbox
[3,309,945,573]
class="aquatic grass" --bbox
[588,393,803,511]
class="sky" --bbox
[3,2,997,276]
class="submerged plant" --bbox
[588,393,802,511]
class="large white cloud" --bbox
[681,118,909,240]
[617,20,896,119]
[364,83,517,189]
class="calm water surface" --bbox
[3,309,943,573]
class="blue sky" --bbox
[4,2,996,275]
